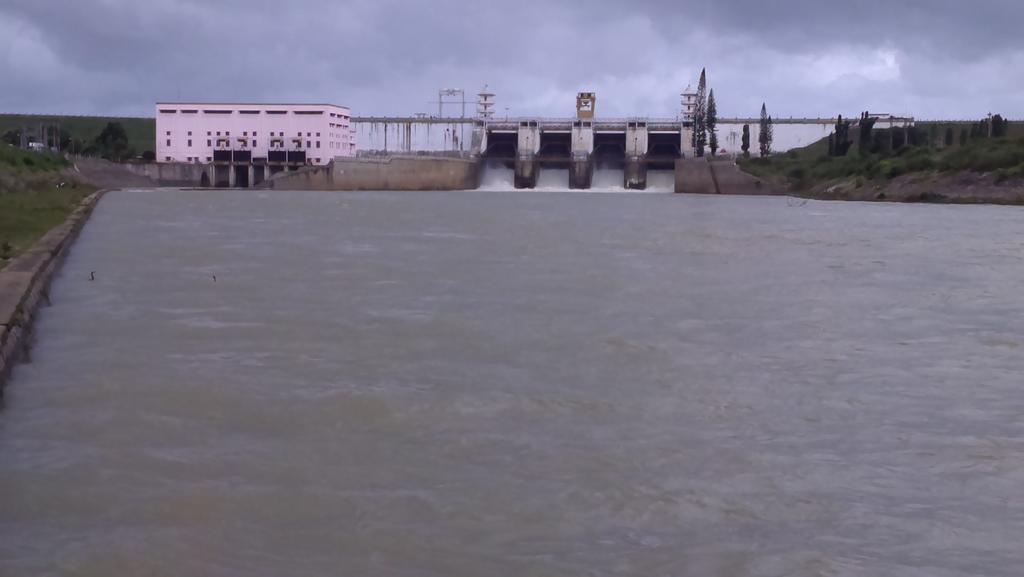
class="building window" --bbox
[243,131,248,136]
[306,132,311,137]
[207,139,212,146]
[316,141,320,148]
[166,131,171,136]
[187,131,192,136]
[297,132,302,136]
[253,140,257,147]
[165,156,172,161]
[188,139,192,147]
[307,140,311,148]
[207,131,211,136]
[316,132,320,137]
[166,139,171,146]
[206,156,212,162]
[216,131,221,136]
[226,131,230,136]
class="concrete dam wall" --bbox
[262,156,480,191]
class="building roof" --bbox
[155,102,350,109]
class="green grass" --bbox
[0,144,94,265]
[0,114,154,156]
[739,135,1024,190]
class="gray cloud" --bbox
[1,0,1021,120]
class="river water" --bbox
[2,189,1024,576]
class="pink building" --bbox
[155,103,356,167]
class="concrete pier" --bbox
[624,156,647,190]
[515,121,540,189]
[514,154,540,189]
[569,153,593,189]
[569,120,594,189]
[624,121,648,189]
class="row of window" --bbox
[165,155,330,163]
[165,139,342,150]
[166,130,337,138]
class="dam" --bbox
[140,89,913,192]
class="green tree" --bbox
[706,88,718,156]
[740,124,750,157]
[944,126,954,147]
[758,103,772,157]
[692,68,707,157]
[93,122,130,161]
[959,128,968,146]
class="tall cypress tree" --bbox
[832,114,851,156]
[758,103,771,157]
[692,68,707,157]
[858,112,877,156]
[741,124,750,157]
[706,88,718,156]
[992,114,1007,138]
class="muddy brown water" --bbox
[2,189,1024,576]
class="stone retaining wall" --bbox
[0,191,107,393]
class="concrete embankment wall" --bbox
[709,161,776,195]
[0,191,106,392]
[262,156,480,191]
[675,159,718,194]
[125,162,212,187]
[72,158,210,189]
[674,159,777,195]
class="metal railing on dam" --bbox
[353,116,866,127]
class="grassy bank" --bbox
[739,136,1024,193]
[1,145,95,265]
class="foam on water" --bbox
[477,166,672,193]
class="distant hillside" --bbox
[0,114,155,156]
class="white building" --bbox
[155,102,355,166]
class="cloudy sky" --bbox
[1,0,1021,120]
